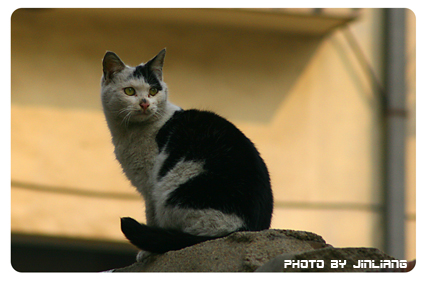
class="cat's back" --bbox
[157,109,246,148]
[156,109,263,168]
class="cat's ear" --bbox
[146,48,166,81]
[103,51,125,82]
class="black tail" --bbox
[120,217,221,254]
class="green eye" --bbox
[124,87,136,96]
[149,87,159,96]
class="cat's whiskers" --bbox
[117,107,131,117]
[123,110,133,128]
[151,107,167,122]
[116,107,133,128]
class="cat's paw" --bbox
[136,250,152,262]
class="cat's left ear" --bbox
[103,51,125,83]
[147,48,166,81]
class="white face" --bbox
[101,66,168,125]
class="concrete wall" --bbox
[11,8,415,260]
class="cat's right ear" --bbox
[102,51,125,83]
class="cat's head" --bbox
[101,49,168,124]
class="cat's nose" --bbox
[140,99,150,111]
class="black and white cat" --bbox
[101,49,273,259]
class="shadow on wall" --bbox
[11,8,322,124]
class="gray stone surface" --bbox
[113,229,329,272]
[112,229,413,272]
[255,247,396,272]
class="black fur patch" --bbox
[155,110,273,231]
[120,217,219,253]
[132,64,163,91]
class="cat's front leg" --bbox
[136,250,152,262]
[144,200,158,227]
[136,249,161,264]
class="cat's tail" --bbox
[120,217,222,254]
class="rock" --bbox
[256,247,396,272]
[112,229,412,272]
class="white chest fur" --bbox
[113,127,158,197]
[105,102,181,224]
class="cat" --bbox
[101,49,273,260]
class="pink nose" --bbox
[140,101,150,111]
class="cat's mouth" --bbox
[139,109,151,115]
[130,109,154,121]
[131,109,150,116]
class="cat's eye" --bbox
[149,87,159,96]
[124,87,136,96]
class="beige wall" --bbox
[11,8,415,259]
